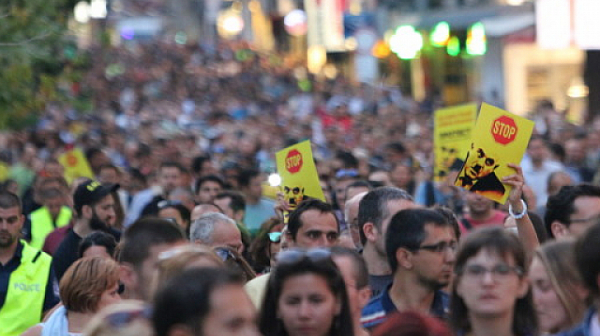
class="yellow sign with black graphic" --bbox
[454,103,535,204]
[276,140,325,222]
[434,103,477,182]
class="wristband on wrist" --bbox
[508,199,528,219]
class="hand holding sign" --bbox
[454,103,534,204]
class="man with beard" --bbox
[52,180,119,280]
[0,191,59,336]
[361,209,456,330]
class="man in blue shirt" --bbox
[361,208,456,330]
[238,169,275,237]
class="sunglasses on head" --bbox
[268,232,282,243]
[276,248,331,265]
[158,200,182,210]
[104,307,152,328]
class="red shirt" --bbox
[42,224,73,255]
[461,210,507,232]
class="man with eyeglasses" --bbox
[0,191,59,336]
[190,212,244,254]
[545,184,600,239]
[361,208,456,330]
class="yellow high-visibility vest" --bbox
[0,241,52,336]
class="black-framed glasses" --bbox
[276,248,331,265]
[268,232,282,243]
[459,264,524,279]
[417,241,458,253]
[568,215,600,225]
[214,247,237,262]
[158,200,182,209]
[105,307,152,327]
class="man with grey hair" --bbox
[190,212,243,253]
[358,186,415,297]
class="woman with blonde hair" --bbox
[21,257,121,336]
[83,300,152,336]
[530,240,588,334]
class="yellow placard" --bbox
[434,103,477,182]
[0,162,8,182]
[58,148,94,185]
[276,140,325,220]
[454,103,535,204]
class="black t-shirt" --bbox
[52,229,81,281]
[52,228,121,281]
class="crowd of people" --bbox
[2,41,600,336]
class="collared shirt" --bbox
[0,241,60,312]
[360,285,449,330]
[554,307,597,336]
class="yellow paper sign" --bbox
[434,103,477,182]
[58,148,94,184]
[0,162,8,182]
[276,140,325,219]
[454,103,535,204]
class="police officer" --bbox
[0,191,59,336]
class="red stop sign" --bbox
[285,149,303,174]
[66,154,78,167]
[491,116,518,145]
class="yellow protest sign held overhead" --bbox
[276,140,325,222]
[58,148,94,185]
[454,103,534,204]
[0,162,8,182]
[434,103,477,182]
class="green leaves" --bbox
[0,0,81,129]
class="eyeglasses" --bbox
[158,200,182,209]
[105,307,152,328]
[568,215,600,225]
[268,232,282,243]
[459,264,524,279]
[276,248,331,265]
[417,241,458,253]
[214,247,237,262]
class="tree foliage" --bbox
[0,0,79,129]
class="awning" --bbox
[388,4,534,33]
[481,13,535,37]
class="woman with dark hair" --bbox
[259,248,354,336]
[158,201,191,237]
[249,217,284,273]
[78,231,117,259]
[450,226,537,336]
